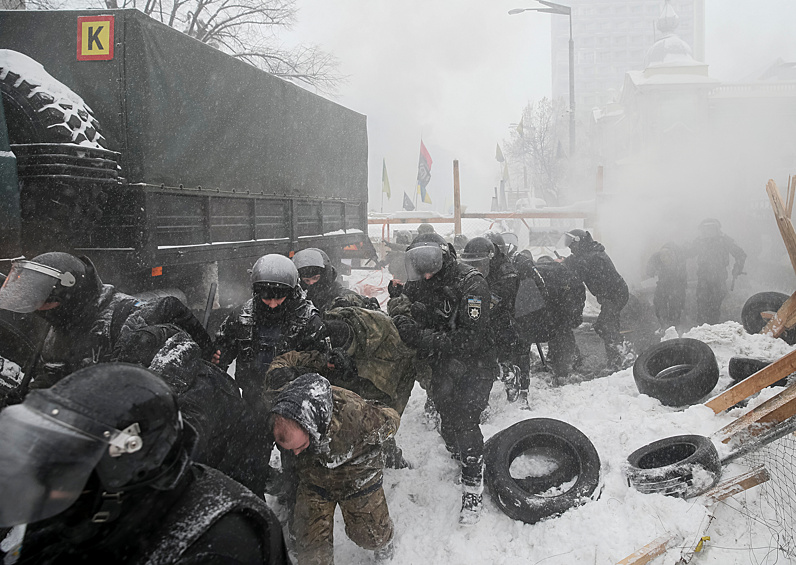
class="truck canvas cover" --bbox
[0,9,368,200]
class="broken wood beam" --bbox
[787,174,796,219]
[762,291,796,339]
[697,465,770,506]
[765,179,796,279]
[712,383,796,444]
[616,534,681,565]
[705,348,796,413]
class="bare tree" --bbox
[505,97,568,206]
[31,0,342,92]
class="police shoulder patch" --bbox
[467,297,482,320]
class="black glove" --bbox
[388,280,404,298]
[266,366,302,390]
[393,315,422,348]
[327,348,358,381]
[410,302,430,326]
[416,329,453,359]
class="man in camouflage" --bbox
[270,373,399,565]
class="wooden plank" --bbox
[705,348,796,413]
[762,291,796,339]
[698,466,770,505]
[616,534,681,565]
[713,383,796,444]
[765,179,796,278]
[787,175,796,219]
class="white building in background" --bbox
[551,0,705,111]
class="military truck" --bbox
[0,8,374,314]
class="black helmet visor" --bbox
[460,256,490,277]
[405,246,444,281]
[0,261,76,313]
[0,404,107,526]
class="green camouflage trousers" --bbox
[293,478,394,565]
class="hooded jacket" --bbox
[271,374,400,495]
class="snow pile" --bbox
[306,269,796,564]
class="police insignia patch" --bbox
[467,297,482,320]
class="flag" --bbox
[502,161,511,186]
[516,120,524,137]
[495,143,505,162]
[402,191,415,211]
[381,158,391,198]
[416,140,433,204]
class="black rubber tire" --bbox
[625,434,721,499]
[633,338,719,406]
[741,292,796,345]
[0,51,106,146]
[484,418,601,524]
[728,357,788,387]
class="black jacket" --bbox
[564,241,628,302]
[33,288,212,390]
[16,465,287,565]
[401,260,494,362]
[215,295,326,399]
[688,234,746,282]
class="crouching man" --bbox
[269,373,399,564]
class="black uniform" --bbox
[486,253,520,358]
[32,288,213,390]
[646,242,687,330]
[394,260,496,489]
[214,294,326,406]
[564,238,630,370]
[15,464,287,565]
[688,233,746,325]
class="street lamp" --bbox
[509,1,575,155]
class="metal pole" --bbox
[568,13,575,155]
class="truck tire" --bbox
[625,434,721,499]
[741,292,796,345]
[728,356,788,387]
[484,418,601,524]
[633,338,719,406]
[0,50,106,147]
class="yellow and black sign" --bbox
[77,15,114,61]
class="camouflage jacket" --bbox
[297,386,400,495]
[267,307,417,414]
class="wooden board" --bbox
[698,466,770,505]
[766,179,796,279]
[616,534,681,565]
[762,291,796,339]
[713,383,796,444]
[705,348,796,414]
[787,174,796,219]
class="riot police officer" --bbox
[213,253,326,406]
[392,233,496,524]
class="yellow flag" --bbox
[381,158,391,198]
[495,143,505,162]
[516,120,524,137]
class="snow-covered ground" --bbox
[291,268,796,565]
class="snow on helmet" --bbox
[483,232,507,256]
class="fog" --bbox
[284,0,796,296]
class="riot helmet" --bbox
[698,218,722,238]
[251,254,300,301]
[0,363,184,527]
[501,232,520,256]
[417,223,436,235]
[560,229,591,253]
[483,232,507,257]
[405,233,450,282]
[0,253,101,321]
[453,234,469,252]
[293,248,326,283]
[461,237,495,277]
